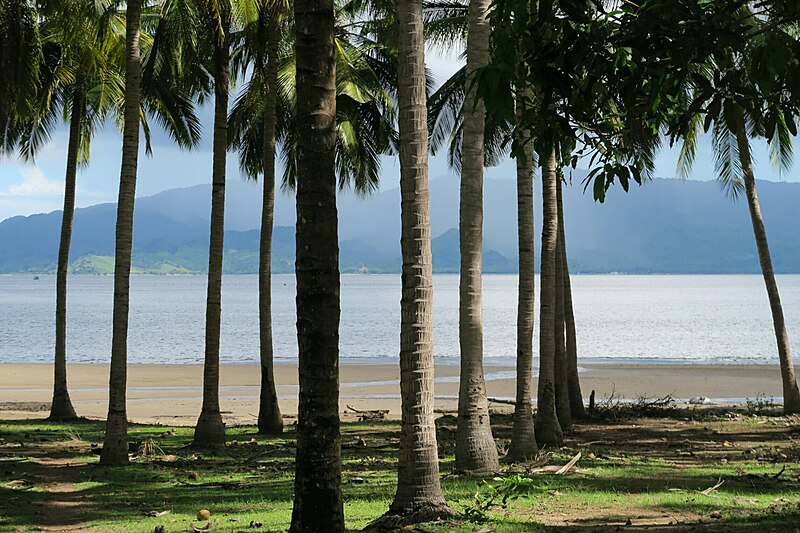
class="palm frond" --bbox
[676,114,702,180]
[0,0,42,151]
[712,117,744,200]
[428,65,465,156]
[228,76,266,179]
[231,0,395,195]
[423,0,467,47]
[766,108,794,178]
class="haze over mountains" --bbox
[1,175,799,274]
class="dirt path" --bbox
[1,441,90,532]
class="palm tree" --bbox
[364,0,453,525]
[262,11,396,193]
[229,12,282,427]
[676,20,800,415]
[100,0,143,466]
[255,2,283,436]
[261,1,286,437]
[193,0,233,449]
[427,57,542,462]
[534,145,564,448]
[226,0,286,436]
[553,177,572,433]
[289,0,343,530]
[228,0,395,435]
[14,1,199,420]
[736,130,800,414]
[13,0,128,422]
[506,89,538,461]
[455,0,499,477]
[559,177,585,419]
[49,83,82,421]
[426,0,541,464]
[679,114,800,414]
[99,0,203,464]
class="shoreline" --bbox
[6,272,800,276]
[0,362,788,425]
[2,357,789,366]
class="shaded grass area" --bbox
[0,410,798,532]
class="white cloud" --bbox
[2,167,64,197]
[0,167,67,221]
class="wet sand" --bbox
[0,362,788,425]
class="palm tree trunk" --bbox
[736,126,800,414]
[534,146,563,448]
[193,14,231,448]
[49,84,83,422]
[257,11,282,436]
[289,1,343,531]
[507,90,537,461]
[456,0,499,477]
[100,0,142,466]
[560,185,585,419]
[375,0,451,525]
[554,178,572,432]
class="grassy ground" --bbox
[1,406,799,532]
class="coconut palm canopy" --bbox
[228,0,397,196]
[8,0,203,162]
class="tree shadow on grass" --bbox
[543,507,800,532]
[0,457,93,531]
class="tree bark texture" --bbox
[560,182,585,419]
[534,147,564,448]
[380,0,452,523]
[257,10,283,436]
[194,11,231,448]
[507,90,537,461]
[100,0,142,466]
[49,84,83,422]
[289,1,344,531]
[554,178,572,433]
[456,0,499,476]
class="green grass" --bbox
[69,255,194,275]
[70,255,142,274]
[1,413,799,532]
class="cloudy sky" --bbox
[1,50,798,223]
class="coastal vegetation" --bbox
[1,0,800,531]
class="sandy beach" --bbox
[0,362,787,425]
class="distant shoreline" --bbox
[0,362,788,425]
[5,272,800,276]
[0,358,790,367]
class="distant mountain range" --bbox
[1,175,799,274]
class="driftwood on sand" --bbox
[346,405,389,421]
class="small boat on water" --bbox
[33,275,39,280]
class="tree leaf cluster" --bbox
[480,0,800,202]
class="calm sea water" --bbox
[1,274,799,365]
